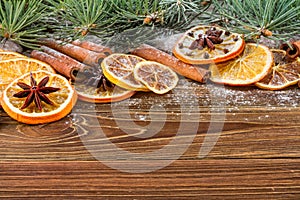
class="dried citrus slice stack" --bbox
[134,61,178,94]
[75,83,135,103]
[209,43,273,86]
[173,25,245,64]
[255,50,300,90]
[101,53,149,91]
[0,51,26,61]
[0,58,55,104]
[1,70,77,124]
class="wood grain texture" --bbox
[0,160,299,199]
[0,78,300,199]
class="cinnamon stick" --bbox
[131,44,210,83]
[280,40,300,59]
[31,48,91,81]
[41,38,108,67]
[72,39,112,55]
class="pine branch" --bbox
[104,26,176,53]
[211,0,300,42]
[46,0,114,40]
[109,0,211,31]
[160,0,212,29]
[44,0,212,41]
[0,0,47,49]
[108,0,163,32]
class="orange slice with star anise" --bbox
[1,70,77,124]
[74,66,136,103]
[173,25,245,64]
[0,57,55,106]
[75,84,136,103]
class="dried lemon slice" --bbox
[101,53,149,91]
[134,61,178,94]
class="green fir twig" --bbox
[160,0,212,29]
[0,0,47,49]
[42,0,212,41]
[47,0,114,40]
[108,0,163,32]
[212,0,300,42]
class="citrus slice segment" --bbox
[75,83,135,103]
[1,70,77,124]
[0,58,55,104]
[173,25,245,64]
[101,53,149,91]
[209,43,273,86]
[0,51,26,61]
[134,61,178,94]
[255,50,300,90]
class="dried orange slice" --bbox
[101,53,149,91]
[255,50,300,90]
[0,51,26,61]
[209,43,273,86]
[75,83,136,103]
[173,25,245,64]
[1,70,77,124]
[134,61,178,94]
[0,58,55,104]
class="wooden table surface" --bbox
[0,75,299,199]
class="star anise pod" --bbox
[82,67,115,92]
[189,27,224,51]
[13,73,60,110]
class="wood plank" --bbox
[0,160,299,199]
[0,100,300,161]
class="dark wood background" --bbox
[0,76,299,199]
